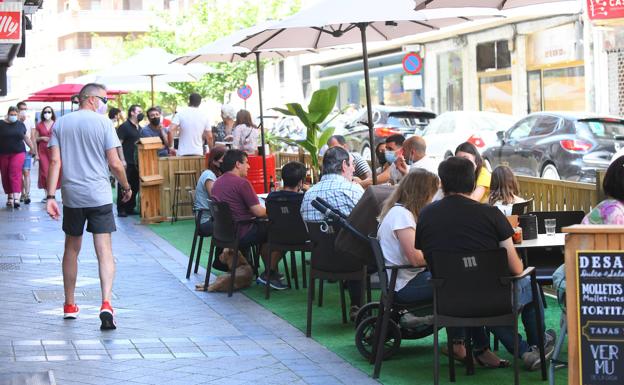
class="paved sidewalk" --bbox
[0,170,378,385]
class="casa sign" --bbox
[0,2,22,44]
[587,0,624,20]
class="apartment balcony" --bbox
[56,10,159,37]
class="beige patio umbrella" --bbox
[173,21,315,193]
[414,0,571,10]
[236,0,499,184]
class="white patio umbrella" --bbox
[236,0,499,183]
[173,21,317,193]
[413,0,569,10]
[97,47,217,105]
[71,73,181,94]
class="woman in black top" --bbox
[0,106,36,208]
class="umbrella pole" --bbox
[255,52,268,193]
[358,23,377,184]
[150,75,155,107]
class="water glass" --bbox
[545,218,556,236]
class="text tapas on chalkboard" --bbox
[576,251,624,384]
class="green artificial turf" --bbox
[149,220,569,385]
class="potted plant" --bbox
[273,86,338,182]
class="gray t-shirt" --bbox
[49,109,121,208]
[194,169,217,224]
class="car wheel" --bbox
[484,158,492,172]
[541,164,560,180]
[361,145,371,161]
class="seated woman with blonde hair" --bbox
[377,168,439,304]
[488,165,525,215]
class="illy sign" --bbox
[0,2,21,44]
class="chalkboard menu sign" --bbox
[576,251,624,384]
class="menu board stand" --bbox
[564,225,624,385]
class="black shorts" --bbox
[62,204,116,236]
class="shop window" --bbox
[479,74,512,114]
[543,66,585,111]
[383,73,412,106]
[123,0,142,10]
[527,70,542,113]
[476,40,510,72]
[358,77,380,107]
[438,51,463,113]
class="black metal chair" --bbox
[305,221,367,337]
[264,196,311,299]
[427,248,547,385]
[367,236,432,379]
[186,190,212,279]
[511,198,534,215]
[204,200,260,297]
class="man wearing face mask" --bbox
[116,104,143,217]
[46,83,132,330]
[140,106,174,157]
[396,135,437,176]
[374,134,405,185]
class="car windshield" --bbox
[575,120,624,139]
[387,112,433,128]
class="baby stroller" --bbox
[311,197,433,377]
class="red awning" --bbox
[27,83,127,102]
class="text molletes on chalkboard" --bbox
[576,251,624,384]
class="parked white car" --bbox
[422,111,516,165]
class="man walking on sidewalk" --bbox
[45,83,132,330]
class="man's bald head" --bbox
[402,136,427,161]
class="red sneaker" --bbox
[63,304,80,319]
[99,301,116,330]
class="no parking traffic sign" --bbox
[237,84,253,100]
[402,52,422,75]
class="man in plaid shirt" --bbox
[301,146,364,222]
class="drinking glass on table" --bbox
[545,218,556,236]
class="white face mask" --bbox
[43,112,52,120]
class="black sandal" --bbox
[6,198,13,208]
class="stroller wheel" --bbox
[355,316,401,361]
[354,302,380,328]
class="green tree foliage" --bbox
[118,0,301,113]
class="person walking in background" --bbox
[232,109,259,155]
[34,106,59,202]
[46,83,132,330]
[116,104,143,217]
[140,106,174,157]
[0,106,36,208]
[168,93,212,156]
[213,104,236,143]
[108,107,123,130]
[17,101,35,204]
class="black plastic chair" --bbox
[265,196,310,299]
[305,221,367,337]
[367,236,432,379]
[427,248,547,385]
[511,198,534,215]
[205,200,260,297]
[186,190,212,279]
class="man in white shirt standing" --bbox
[168,93,212,156]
